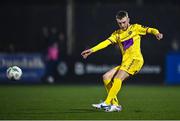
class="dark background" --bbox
[0,0,180,84]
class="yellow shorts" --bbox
[115,59,144,75]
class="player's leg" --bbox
[104,70,129,112]
[105,59,144,112]
[92,67,119,109]
[105,59,143,105]
[102,66,120,106]
[104,70,129,105]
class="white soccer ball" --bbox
[7,66,22,80]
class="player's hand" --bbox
[81,49,93,59]
[155,33,163,40]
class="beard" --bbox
[120,26,128,30]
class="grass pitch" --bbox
[0,84,180,120]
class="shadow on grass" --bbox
[62,108,104,113]
[62,108,142,114]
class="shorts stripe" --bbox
[127,59,135,70]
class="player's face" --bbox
[116,16,130,30]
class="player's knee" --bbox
[114,70,129,81]
[102,72,112,81]
[114,75,127,81]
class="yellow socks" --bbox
[103,79,121,106]
[112,97,119,106]
[104,78,122,105]
[103,79,119,106]
[103,79,111,92]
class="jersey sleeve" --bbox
[136,24,160,35]
[91,31,118,53]
[136,24,149,35]
[147,27,160,35]
[107,31,118,44]
[91,39,112,52]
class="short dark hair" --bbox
[116,11,129,19]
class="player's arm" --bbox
[146,28,163,40]
[137,24,163,40]
[81,39,112,59]
[91,39,112,52]
[81,31,117,59]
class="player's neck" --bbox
[122,23,131,31]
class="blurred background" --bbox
[0,0,180,85]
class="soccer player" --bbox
[81,11,163,112]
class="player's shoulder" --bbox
[132,23,142,27]
[111,29,120,35]
[133,23,148,28]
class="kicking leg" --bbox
[92,67,118,109]
[104,70,129,111]
[102,67,119,106]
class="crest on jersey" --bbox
[128,31,132,35]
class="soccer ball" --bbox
[7,66,22,80]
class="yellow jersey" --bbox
[108,24,159,62]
